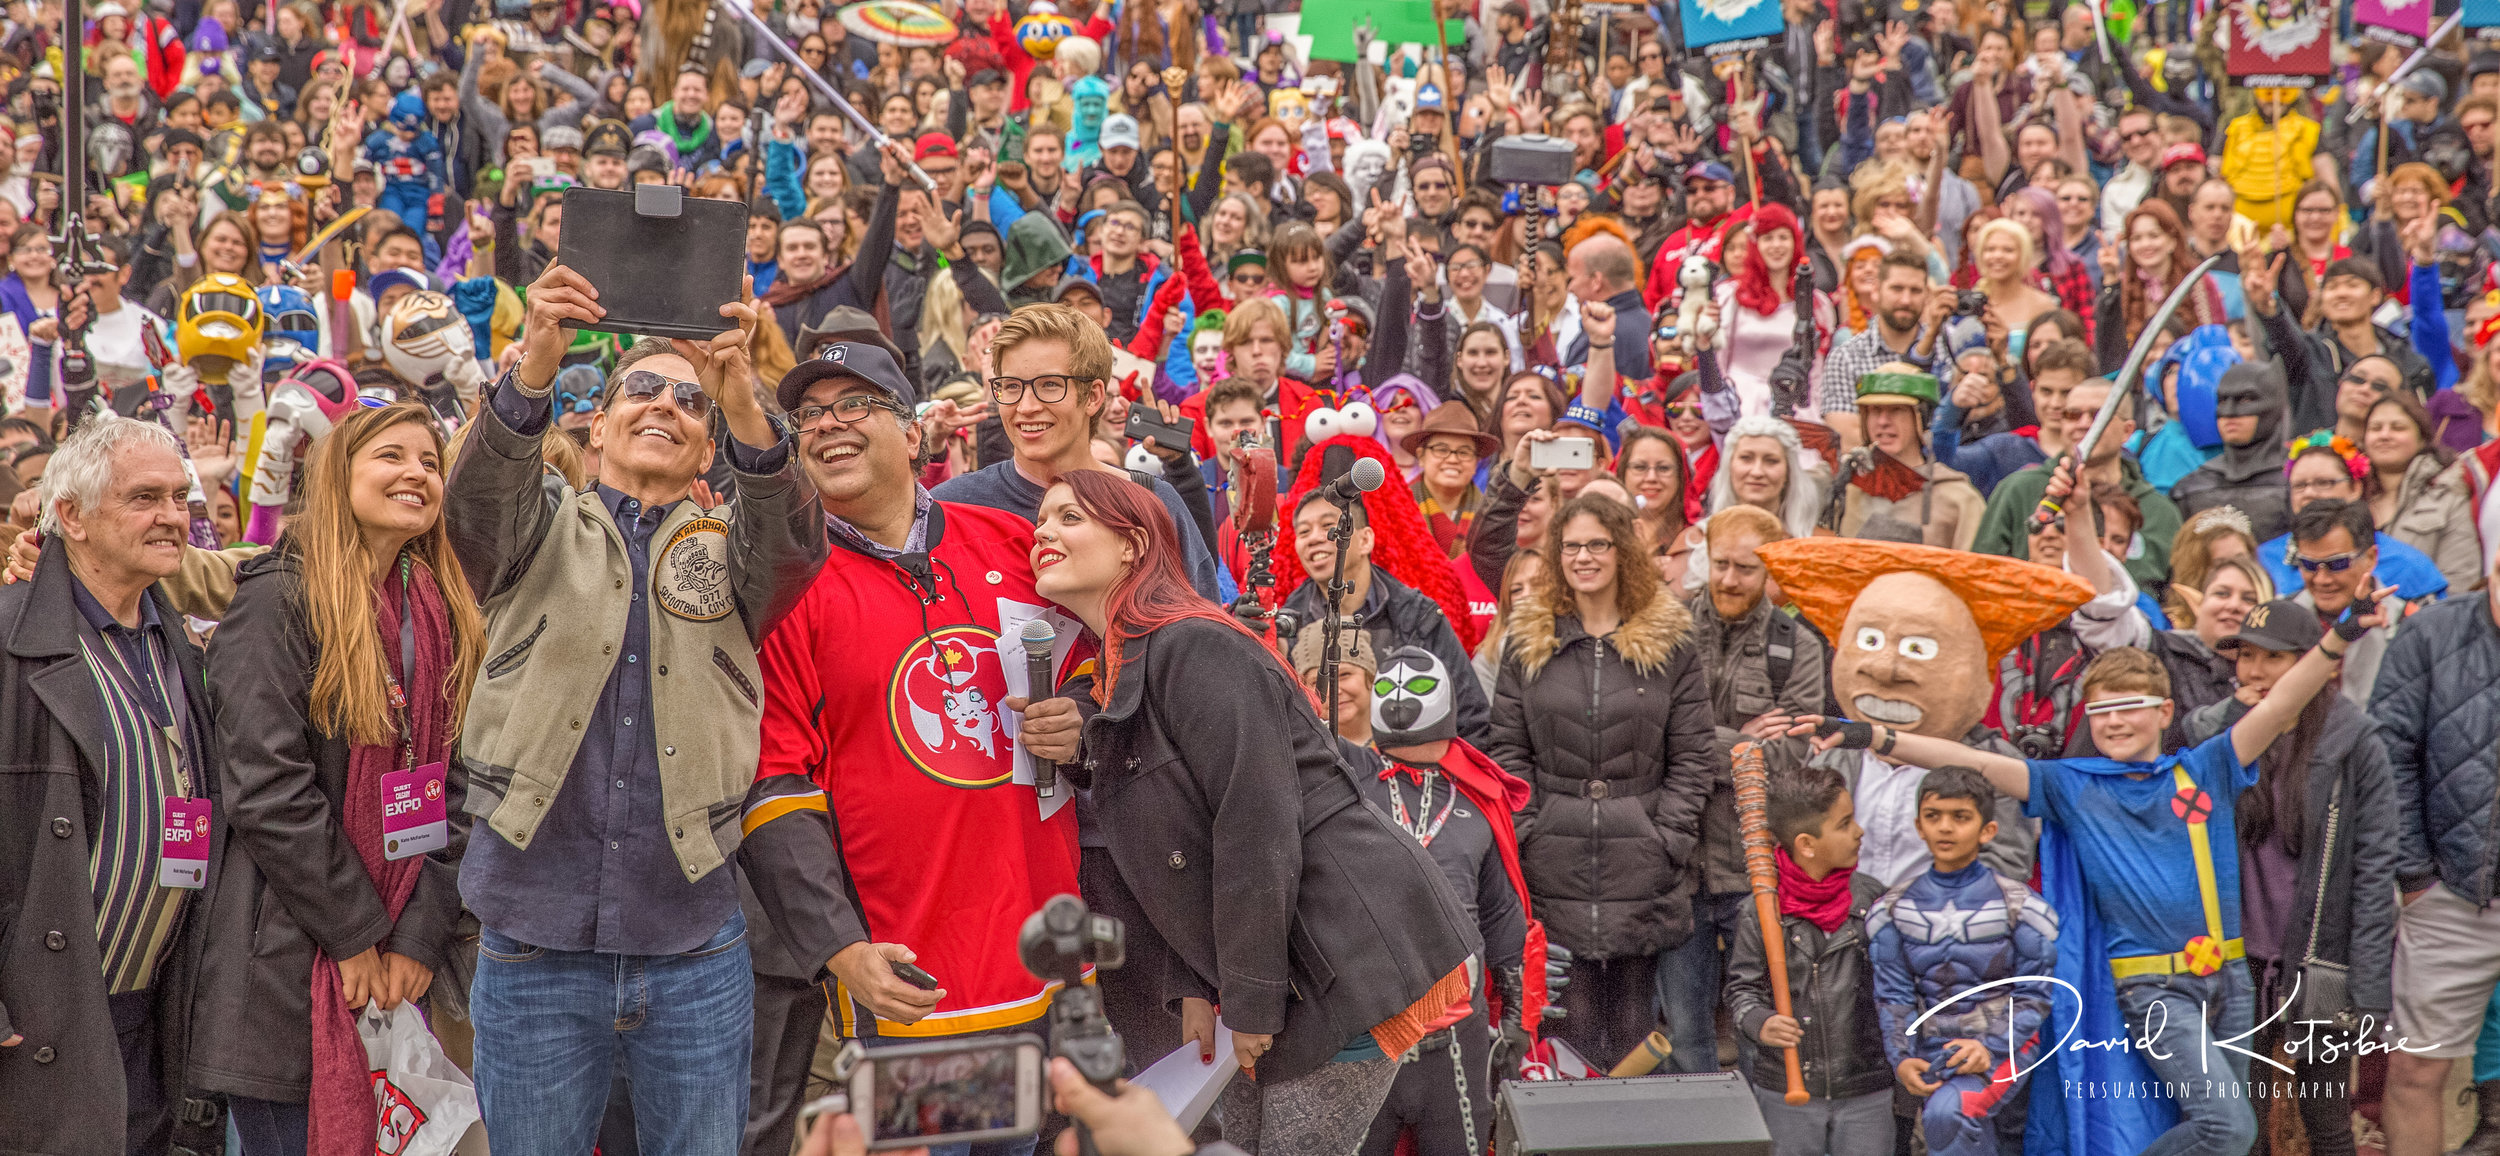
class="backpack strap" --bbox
[1766,611,1797,699]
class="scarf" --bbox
[307,556,456,1156]
[656,103,712,157]
[1849,450,1928,502]
[762,267,834,308]
[1774,845,1854,933]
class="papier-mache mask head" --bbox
[1373,645,1457,748]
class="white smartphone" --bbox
[812,1034,1046,1151]
[1529,436,1596,472]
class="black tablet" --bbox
[555,184,746,341]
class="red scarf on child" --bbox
[1775,846,1854,933]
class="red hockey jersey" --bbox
[755,501,1084,1037]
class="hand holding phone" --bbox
[799,1035,1045,1151]
[1528,435,1595,472]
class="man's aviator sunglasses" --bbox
[613,369,712,419]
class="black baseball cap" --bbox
[776,340,917,414]
[2218,599,2324,655]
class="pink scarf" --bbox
[307,558,455,1156]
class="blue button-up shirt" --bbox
[459,375,788,956]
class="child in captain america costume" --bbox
[364,91,446,250]
[1868,767,2059,1156]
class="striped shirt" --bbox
[73,584,196,994]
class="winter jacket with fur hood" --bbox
[1487,589,1718,959]
[2385,455,2481,594]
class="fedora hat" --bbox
[1400,402,1501,459]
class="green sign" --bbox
[1301,3,1467,62]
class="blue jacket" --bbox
[2372,597,2500,901]
[1868,862,2059,1071]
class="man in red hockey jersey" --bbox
[739,340,1083,1156]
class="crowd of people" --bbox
[20,0,2500,1156]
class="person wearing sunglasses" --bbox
[443,264,829,1156]
[2252,436,2448,627]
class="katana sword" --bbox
[2030,252,2226,529]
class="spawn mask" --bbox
[1373,645,1458,748]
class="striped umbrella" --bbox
[835,0,956,46]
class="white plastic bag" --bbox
[357,1003,482,1156]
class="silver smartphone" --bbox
[799,1034,1047,1151]
[1530,436,1596,472]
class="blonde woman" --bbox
[194,402,486,1156]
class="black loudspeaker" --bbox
[1494,1072,1772,1156]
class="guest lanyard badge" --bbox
[95,621,208,890]
[380,554,448,862]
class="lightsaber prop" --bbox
[2347,11,2467,123]
[714,0,937,191]
[2031,253,2226,530]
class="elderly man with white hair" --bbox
[0,414,225,1156]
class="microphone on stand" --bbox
[1320,456,1387,504]
[1020,619,1059,798]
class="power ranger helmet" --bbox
[382,290,476,389]
[175,271,264,384]
[281,358,357,408]
[257,283,320,375]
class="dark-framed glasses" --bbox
[791,393,904,430]
[990,374,1091,405]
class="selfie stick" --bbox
[715,0,937,192]
[2347,11,2466,124]
[1319,457,1386,736]
[2029,252,2224,531]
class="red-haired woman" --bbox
[1711,203,1833,419]
[1024,470,1478,1151]
[2095,200,2224,370]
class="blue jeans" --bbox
[470,910,755,1156]
[1656,890,1748,1074]
[2115,959,2257,1156]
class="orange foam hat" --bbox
[1755,539,2096,667]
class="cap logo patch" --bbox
[824,345,845,363]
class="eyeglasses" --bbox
[613,369,712,419]
[790,393,904,430]
[2293,550,2363,573]
[2121,128,2155,142]
[1097,216,1141,234]
[990,374,1092,405]
[2338,370,2394,394]
[1420,442,1477,461]
[1230,271,1270,288]
[1559,539,1617,557]
[1622,460,1678,477]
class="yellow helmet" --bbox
[176,272,265,384]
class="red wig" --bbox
[1274,435,1479,650]
[1056,470,1296,706]
[1735,202,1802,316]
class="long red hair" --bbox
[1057,471,1296,706]
[1736,202,1801,316]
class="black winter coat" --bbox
[1725,872,1893,1101]
[0,539,227,1156]
[1487,591,1717,960]
[186,549,469,1102]
[1072,617,1479,1085]
[2374,598,2500,902]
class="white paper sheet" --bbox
[1129,1019,1237,1131]
[994,597,1083,822]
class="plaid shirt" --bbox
[1817,325,1926,417]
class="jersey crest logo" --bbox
[887,625,1013,787]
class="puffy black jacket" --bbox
[2370,598,2500,901]
[1487,591,1717,960]
[1725,871,1893,1102]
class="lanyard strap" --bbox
[381,553,417,772]
[2170,763,2227,947]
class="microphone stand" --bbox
[1320,488,1361,737]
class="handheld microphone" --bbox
[1320,456,1387,504]
[1020,619,1059,798]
